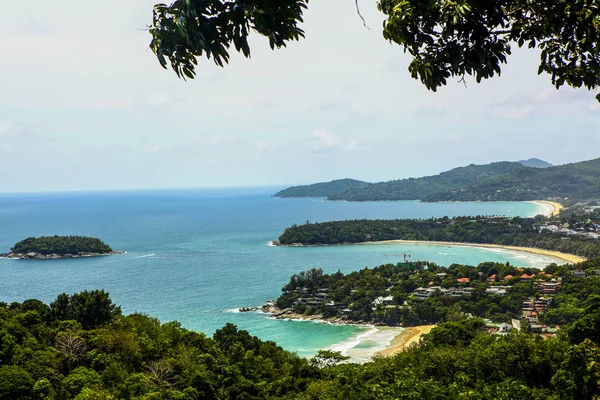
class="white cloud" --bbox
[0,121,23,137]
[486,104,536,120]
[310,129,339,153]
[346,140,371,151]
[210,132,235,146]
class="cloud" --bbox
[486,88,597,119]
[310,129,339,153]
[486,104,537,120]
[346,140,371,151]
[0,121,24,137]
[210,132,234,146]
[414,108,447,118]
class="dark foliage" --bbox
[10,236,113,256]
[278,216,600,258]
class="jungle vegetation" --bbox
[3,284,600,399]
[277,215,600,259]
[8,236,114,256]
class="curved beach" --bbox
[376,325,436,357]
[360,240,585,264]
[529,200,564,217]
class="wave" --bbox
[266,241,276,247]
[129,254,156,259]
[325,326,404,363]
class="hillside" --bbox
[273,178,370,198]
[328,162,528,201]
[425,158,600,202]
[518,158,553,168]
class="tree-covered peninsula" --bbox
[277,214,600,259]
[274,179,370,198]
[3,285,600,399]
[274,157,600,202]
[1,236,121,259]
[272,258,600,328]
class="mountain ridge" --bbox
[274,158,600,203]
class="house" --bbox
[448,287,474,297]
[487,274,497,282]
[485,286,511,296]
[413,287,444,300]
[520,274,535,281]
[503,274,514,281]
[571,270,586,278]
[373,295,394,306]
[457,277,470,284]
[534,297,552,312]
[534,281,561,295]
[540,225,560,233]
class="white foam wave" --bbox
[266,241,276,247]
[129,254,155,259]
[327,326,378,354]
[325,326,404,363]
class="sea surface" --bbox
[0,187,562,361]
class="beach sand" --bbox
[529,200,564,217]
[361,240,585,264]
[375,325,436,357]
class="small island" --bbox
[0,235,123,259]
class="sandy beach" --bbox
[529,200,564,217]
[376,325,436,357]
[361,239,585,264]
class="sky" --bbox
[1,1,599,192]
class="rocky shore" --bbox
[0,251,125,260]
[260,302,383,326]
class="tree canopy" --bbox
[149,0,600,101]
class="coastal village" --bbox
[259,255,600,348]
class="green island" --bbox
[1,236,122,260]
[273,179,369,198]
[276,212,600,259]
[274,157,600,202]
[3,278,600,399]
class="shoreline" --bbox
[529,200,563,217]
[258,305,431,361]
[0,251,125,260]
[375,325,436,357]
[360,240,584,264]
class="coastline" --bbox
[360,240,585,264]
[375,325,436,357]
[529,200,563,217]
[0,251,125,260]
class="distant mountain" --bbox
[328,162,528,201]
[273,178,370,198]
[424,157,600,202]
[518,158,553,168]
[275,158,600,203]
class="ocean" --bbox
[0,187,562,361]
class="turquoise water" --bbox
[0,187,561,359]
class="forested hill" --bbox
[330,157,600,202]
[3,288,600,398]
[2,236,116,259]
[277,216,600,258]
[273,178,370,198]
[423,157,600,202]
[518,158,553,168]
[328,161,527,201]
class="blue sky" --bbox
[1,0,599,192]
